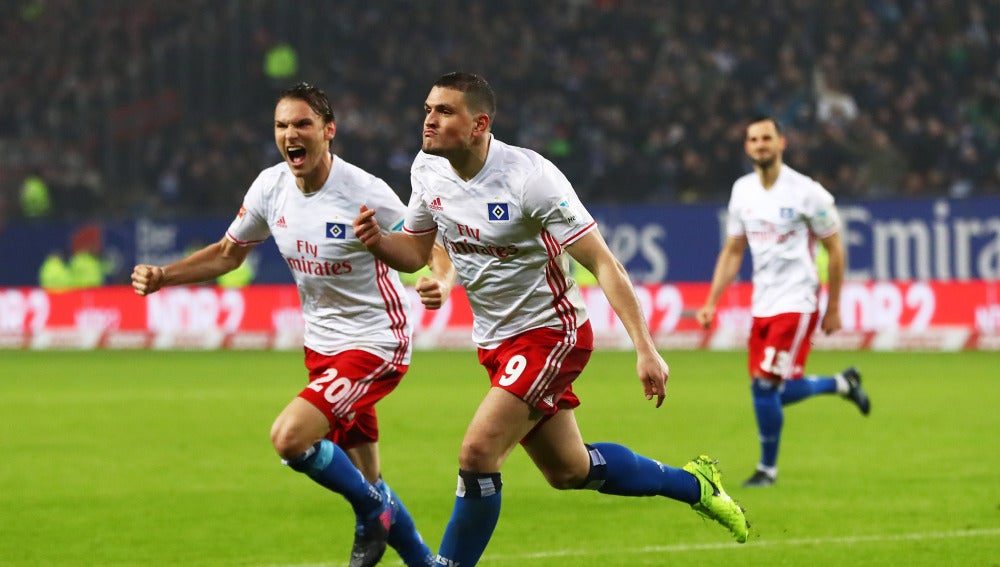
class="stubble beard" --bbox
[422,138,453,158]
[751,154,778,169]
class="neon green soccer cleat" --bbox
[683,455,750,543]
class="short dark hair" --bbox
[748,115,781,134]
[434,72,496,122]
[278,82,335,123]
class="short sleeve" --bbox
[363,178,408,233]
[226,172,272,245]
[725,189,745,238]
[806,181,840,238]
[522,160,595,247]
[403,164,438,235]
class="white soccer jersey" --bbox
[726,164,840,317]
[226,156,412,364]
[406,136,595,348]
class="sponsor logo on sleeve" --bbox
[558,200,578,223]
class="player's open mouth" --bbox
[287,147,307,166]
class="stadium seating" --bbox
[1,0,998,222]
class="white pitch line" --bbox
[258,527,1000,566]
[516,527,1000,559]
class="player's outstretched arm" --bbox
[131,237,252,296]
[566,230,669,407]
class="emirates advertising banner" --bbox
[1,196,997,350]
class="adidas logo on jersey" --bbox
[276,216,287,228]
[429,197,444,211]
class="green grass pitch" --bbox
[2,348,998,566]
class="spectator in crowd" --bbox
[20,174,51,218]
[38,224,112,289]
[68,224,111,288]
[2,1,999,217]
[38,250,73,290]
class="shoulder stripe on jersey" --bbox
[225,231,266,246]
[560,221,597,247]
[374,259,410,366]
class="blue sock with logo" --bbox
[435,470,502,567]
[781,375,837,405]
[577,443,700,504]
[752,378,783,468]
[283,439,382,520]
[376,479,434,566]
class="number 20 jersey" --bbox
[226,156,412,364]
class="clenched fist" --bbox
[131,264,165,296]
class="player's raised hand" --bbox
[131,264,164,296]
[415,275,450,310]
[636,349,669,408]
[353,205,383,248]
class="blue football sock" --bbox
[284,439,383,519]
[436,470,502,567]
[580,443,700,504]
[752,378,783,469]
[780,375,837,405]
[376,479,434,566]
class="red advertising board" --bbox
[1,282,998,350]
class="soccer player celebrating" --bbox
[131,83,453,567]
[696,116,871,488]
[354,72,749,565]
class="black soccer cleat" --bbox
[349,502,393,567]
[741,469,776,488]
[841,367,871,416]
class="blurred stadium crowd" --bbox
[1,0,998,223]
